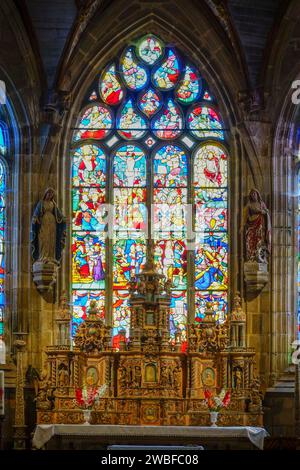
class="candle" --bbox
[0,339,5,364]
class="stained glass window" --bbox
[298,170,300,339]
[0,125,6,155]
[113,145,147,339]
[0,123,6,342]
[194,144,228,323]
[71,34,228,343]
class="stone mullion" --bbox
[106,146,113,327]
[187,146,195,325]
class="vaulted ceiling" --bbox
[228,0,284,87]
[14,0,288,91]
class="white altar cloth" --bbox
[32,425,268,450]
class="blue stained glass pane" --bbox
[0,125,6,155]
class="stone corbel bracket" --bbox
[244,261,269,293]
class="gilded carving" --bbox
[34,252,263,426]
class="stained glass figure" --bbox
[139,88,162,117]
[154,145,187,187]
[153,49,180,89]
[99,64,124,105]
[72,188,107,232]
[114,187,146,205]
[72,233,105,289]
[113,237,146,287]
[114,191,147,232]
[152,99,183,139]
[195,189,227,232]
[155,240,187,289]
[114,145,146,187]
[176,65,200,104]
[121,48,148,90]
[72,145,106,188]
[195,291,227,323]
[169,291,187,340]
[194,144,227,188]
[153,188,187,235]
[137,35,163,65]
[72,290,105,334]
[73,105,113,141]
[112,290,131,339]
[188,105,224,139]
[117,100,147,140]
[195,233,228,290]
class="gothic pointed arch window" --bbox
[71,34,228,344]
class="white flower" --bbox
[214,397,222,407]
[97,384,108,398]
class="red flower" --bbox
[204,389,212,400]
[222,391,231,407]
[75,388,84,407]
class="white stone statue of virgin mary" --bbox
[31,188,66,264]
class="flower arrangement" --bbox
[75,383,107,410]
[204,389,231,412]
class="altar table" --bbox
[32,425,268,450]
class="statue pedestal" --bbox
[32,260,58,293]
[244,261,269,292]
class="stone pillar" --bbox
[13,333,27,450]
[295,361,300,438]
